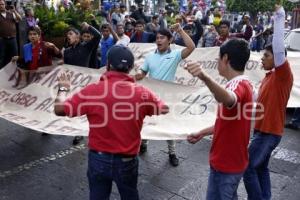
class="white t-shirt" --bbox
[195,10,203,21]
[116,34,130,46]
[208,14,214,24]
[120,12,128,23]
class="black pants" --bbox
[0,37,18,69]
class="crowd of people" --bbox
[0,0,299,199]
[2,0,294,70]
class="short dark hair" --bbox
[183,24,193,30]
[125,21,133,26]
[81,29,91,35]
[101,23,110,31]
[219,20,230,28]
[264,44,273,54]
[157,28,173,40]
[265,44,287,57]
[67,27,80,35]
[25,8,33,17]
[152,15,159,20]
[116,23,124,28]
[27,26,41,35]
[135,20,145,26]
[220,39,250,71]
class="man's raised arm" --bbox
[273,5,286,67]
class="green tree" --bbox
[226,0,295,16]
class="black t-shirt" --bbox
[64,26,101,67]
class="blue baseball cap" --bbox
[107,45,134,72]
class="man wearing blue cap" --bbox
[54,45,169,200]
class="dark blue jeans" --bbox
[0,37,18,69]
[243,130,281,200]
[206,167,243,200]
[87,150,139,200]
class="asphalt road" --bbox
[0,111,300,200]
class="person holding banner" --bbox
[54,45,169,200]
[185,38,253,199]
[243,4,294,200]
[135,24,195,167]
[11,26,62,87]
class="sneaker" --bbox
[169,154,179,167]
[73,136,84,145]
[285,123,299,130]
[139,143,147,154]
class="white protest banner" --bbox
[131,44,300,139]
[129,43,300,108]
[0,44,299,140]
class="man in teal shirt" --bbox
[135,24,195,166]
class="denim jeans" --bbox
[87,150,139,200]
[243,130,281,200]
[0,37,18,69]
[141,139,176,154]
[206,167,243,200]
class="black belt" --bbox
[90,149,136,159]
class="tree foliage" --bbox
[226,0,296,14]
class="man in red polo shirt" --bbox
[185,38,253,200]
[243,5,293,200]
[54,45,169,200]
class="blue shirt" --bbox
[100,36,116,67]
[141,49,182,81]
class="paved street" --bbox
[0,111,300,200]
